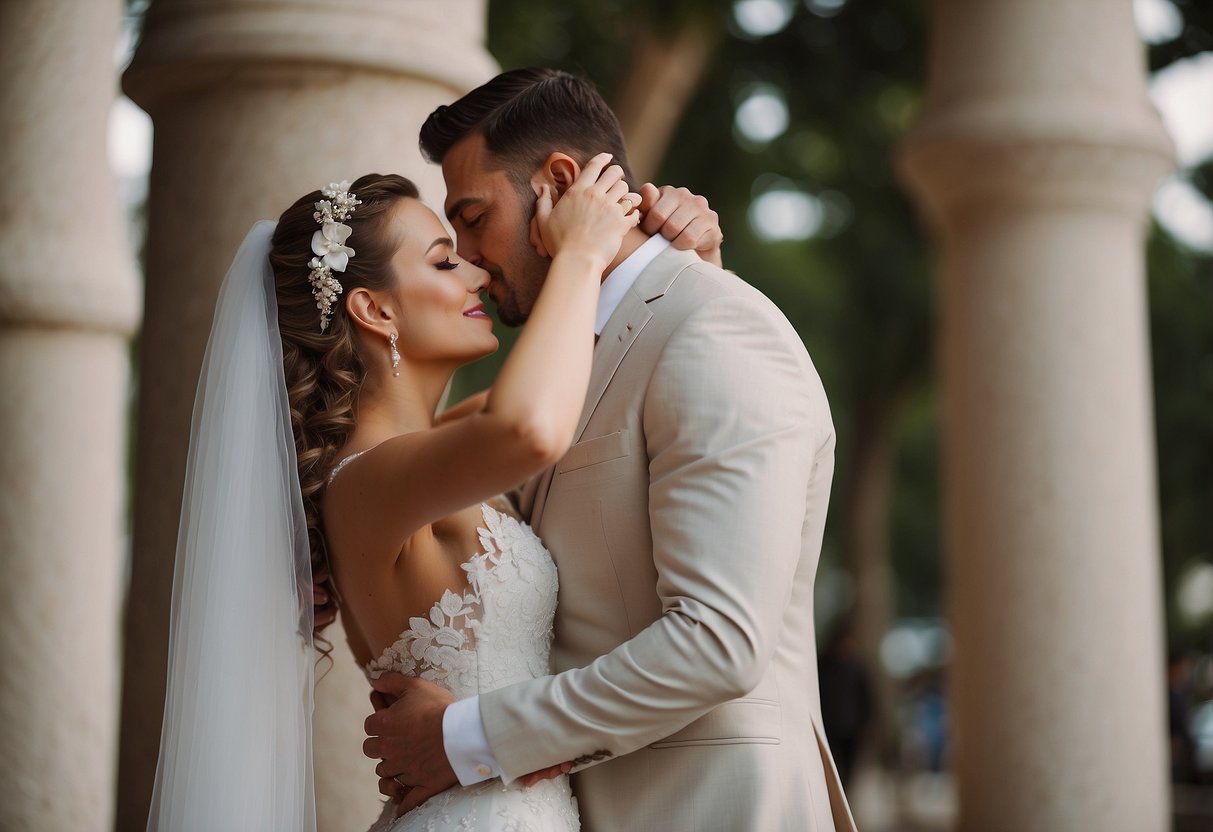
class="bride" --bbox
[146,155,719,831]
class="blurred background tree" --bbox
[462,0,939,765]
[464,0,937,760]
[101,0,1211,825]
[449,0,1213,771]
[1145,0,1213,646]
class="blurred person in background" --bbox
[1170,643,1199,784]
[818,621,874,787]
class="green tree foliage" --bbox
[1148,0,1213,71]
[471,0,1213,647]
[1148,4,1213,646]
[1149,213,1213,642]
[478,0,935,628]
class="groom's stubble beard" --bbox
[492,183,550,328]
[491,244,548,327]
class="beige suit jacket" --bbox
[482,246,857,832]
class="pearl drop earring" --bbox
[389,332,400,377]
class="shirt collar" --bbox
[595,234,671,335]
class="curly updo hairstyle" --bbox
[269,173,419,650]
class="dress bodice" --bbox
[364,502,560,701]
[329,450,577,832]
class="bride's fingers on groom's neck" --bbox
[636,183,660,215]
[639,186,680,237]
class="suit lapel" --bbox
[529,245,699,532]
[527,299,649,532]
[572,245,700,443]
[574,300,651,442]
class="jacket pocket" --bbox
[555,430,630,474]
[649,698,782,749]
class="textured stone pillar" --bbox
[0,1,141,829]
[898,2,1173,830]
[116,3,495,829]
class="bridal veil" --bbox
[146,220,317,831]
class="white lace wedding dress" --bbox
[330,453,580,832]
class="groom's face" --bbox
[442,135,548,327]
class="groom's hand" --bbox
[637,183,724,268]
[364,673,458,817]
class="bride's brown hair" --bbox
[269,173,419,651]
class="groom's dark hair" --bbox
[419,67,634,189]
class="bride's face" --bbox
[381,198,497,364]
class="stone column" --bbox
[0,1,141,829]
[115,3,495,829]
[898,2,1173,830]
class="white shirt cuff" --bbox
[442,696,503,786]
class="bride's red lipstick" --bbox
[463,303,490,320]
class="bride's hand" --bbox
[520,760,574,788]
[636,183,724,268]
[532,152,641,265]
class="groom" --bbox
[364,68,856,831]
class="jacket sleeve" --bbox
[478,293,834,778]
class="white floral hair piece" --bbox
[308,180,362,332]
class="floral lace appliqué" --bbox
[365,504,559,700]
[362,503,575,831]
[366,586,481,696]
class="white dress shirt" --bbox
[443,234,672,786]
[592,233,670,334]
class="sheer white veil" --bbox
[147,220,317,831]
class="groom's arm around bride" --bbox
[364,67,857,832]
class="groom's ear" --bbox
[537,152,580,198]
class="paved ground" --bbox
[1174,784,1213,832]
[849,768,1213,831]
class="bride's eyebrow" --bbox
[425,237,454,255]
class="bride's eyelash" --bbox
[436,257,460,271]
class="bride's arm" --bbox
[327,154,638,545]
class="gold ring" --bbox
[619,196,635,212]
